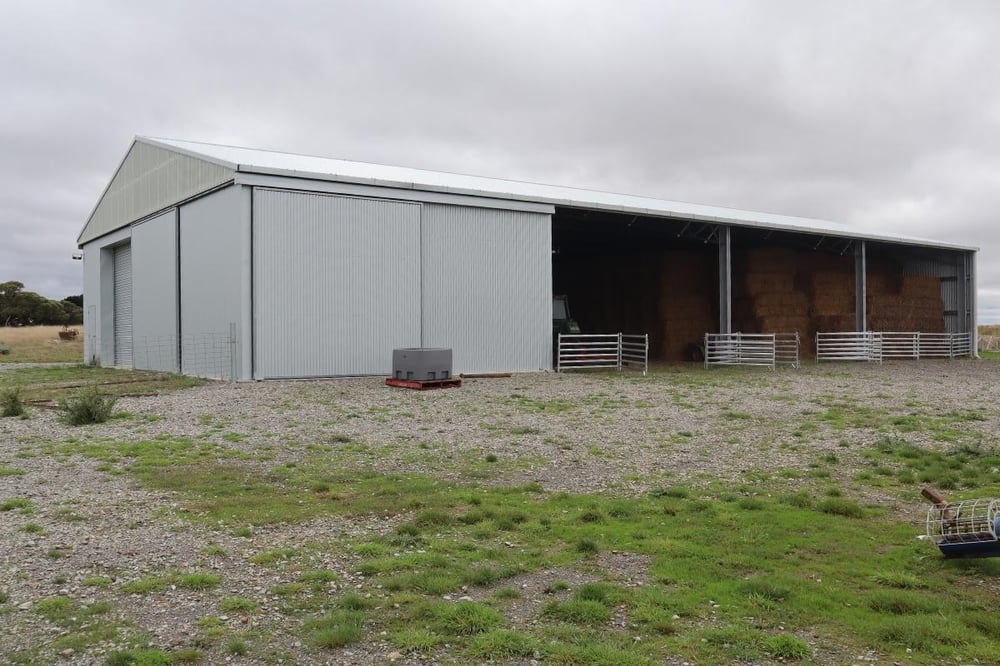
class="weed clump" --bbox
[0,386,26,417]
[466,629,539,659]
[542,599,612,624]
[762,633,811,659]
[306,609,366,648]
[59,385,117,425]
[816,498,865,519]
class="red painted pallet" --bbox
[385,377,462,390]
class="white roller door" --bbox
[113,243,133,367]
[253,190,421,378]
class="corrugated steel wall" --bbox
[901,250,971,334]
[113,244,133,366]
[81,141,232,244]
[421,203,552,373]
[131,209,178,371]
[253,189,421,378]
[180,187,244,377]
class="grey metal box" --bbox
[392,348,452,380]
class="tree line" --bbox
[0,281,83,327]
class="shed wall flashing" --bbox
[235,172,554,214]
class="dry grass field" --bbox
[0,325,84,364]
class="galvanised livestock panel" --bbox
[253,189,421,378]
[130,209,178,372]
[113,244,133,367]
[420,203,552,373]
[179,186,244,377]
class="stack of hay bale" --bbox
[867,272,945,332]
[802,256,856,356]
[733,248,811,343]
[659,250,715,361]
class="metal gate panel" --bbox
[113,243,133,366]
[420,204,552,373]
[253,189,421,378]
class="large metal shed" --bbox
[78,137,977,379]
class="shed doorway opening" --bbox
[552,207,718,363]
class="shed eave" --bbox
[233,164,977,253]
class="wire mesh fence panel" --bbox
[129,330,235,380]
[132,336,180,373]
[979,335,1000,352]
[182,332,235,380]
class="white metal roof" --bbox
[141,137,976,252]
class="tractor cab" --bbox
[553,295,581,336]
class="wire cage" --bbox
[926,498,1000,558]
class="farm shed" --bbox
[78,137,978,378]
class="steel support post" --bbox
[854,240,867,332]
[718,225,732,334]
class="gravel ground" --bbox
[2,360,999,664]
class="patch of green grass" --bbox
[542,598,612,624]
[21,522,43,534]
[650,485,689,499]
[105,648,172,665]
[201,544,228,557]
[304,610,365,648]
[83,575,113,587]
[425,601,504,636]
[866,590,940,615]
[171,647,202,663]
[122,576,170,595]
[762,633,811,659]
[816,498,866,518]
[249,547,296,566]
[874,615,969,654]
[871,570,929,590]
[390,627,443,653]
[493,586,522,600]
[0,497,33,513]
[31,596,126,657]
[177,573,221,590]
[220,597,259,614]
[466,629,540,659]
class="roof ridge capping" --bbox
[131,137,976,252]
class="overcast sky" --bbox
[3,1,999,321]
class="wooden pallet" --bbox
[385,377,462,391]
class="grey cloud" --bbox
[2,0,998,320]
